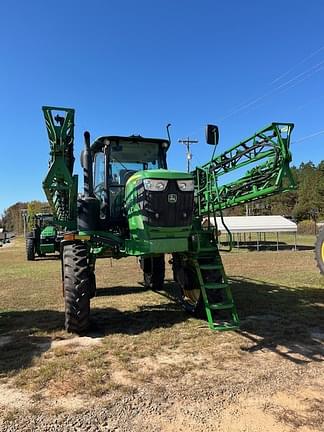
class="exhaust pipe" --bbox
[82,131,94,197]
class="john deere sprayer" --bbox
[26,213,62,260]
[42,106,295,333]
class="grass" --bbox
[0,236,323,406]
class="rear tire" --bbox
[63,243,91,333]
[26,237,35,261]
[142,255,165,291]
[315,229,324,274]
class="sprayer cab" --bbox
[79,134,194,254]
[86,135,169,224]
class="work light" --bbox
[176,180,194,191]
[143,179,168,191]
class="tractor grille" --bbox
[138,180,194,227]
[41,236,55,244]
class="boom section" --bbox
[194,122,295,215]
[42,106,78,229]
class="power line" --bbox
[219,58,324,123]
[270,44,324,84]
[292,129,324,144]
[229,63,324,118]
[295,93,324,111]
[182,46,324,138]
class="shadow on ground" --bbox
[230,276,324,364]
[0,310,61,376]
[0,277,323,375]
[96,285,149,296]
[91,282,183,336]
[0,282,186,375]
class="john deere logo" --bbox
[168,193,177,203]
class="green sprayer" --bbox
[26,213,62,260]
[42,106,295,333]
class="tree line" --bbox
[1,161,323,234]
[0,201,50,235]
[227,161,324,221]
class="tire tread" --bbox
[63,243,91,333]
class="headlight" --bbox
[176,180,194,191]
[143,179,168,191]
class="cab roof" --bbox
[91,135,170,152]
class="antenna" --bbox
[178,136,198,172]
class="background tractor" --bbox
[25,213,62,260]
[42,106,295,333]
[0,228,12,247]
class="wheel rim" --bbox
[176,263,201,308]
[183,288,201,306]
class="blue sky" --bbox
[1,0,324,215]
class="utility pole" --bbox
[178,137,198,172]
[21,209,28,238]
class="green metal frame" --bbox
[42,106,78,230]
[194,123,295,216]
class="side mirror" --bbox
[205,124,219,145]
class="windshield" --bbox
[111,140,162,166]
[93,140,166,218]
[94,141,165,188]
[36,215,53,228]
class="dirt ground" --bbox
[0,238,323,431]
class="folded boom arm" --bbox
[42,106,78,229]
[194,123,295,216]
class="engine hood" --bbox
[125,169,193,188]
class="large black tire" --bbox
[142,255,165,291]
[172,254,222,318]
[315,229,324,274]
[26,237,35,261]
[63,243,92,333]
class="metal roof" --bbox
[204,215,297,233]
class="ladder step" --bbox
[193,256,240,331]
[199,263,223,270]
[208,302,234,310]
[204,282,228,290]
[210,321,239,331]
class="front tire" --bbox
[142,255,165,291]
[172,254,222,318]
[26,237,35,261]
[315,229,324,274]
[63,243,91,333]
